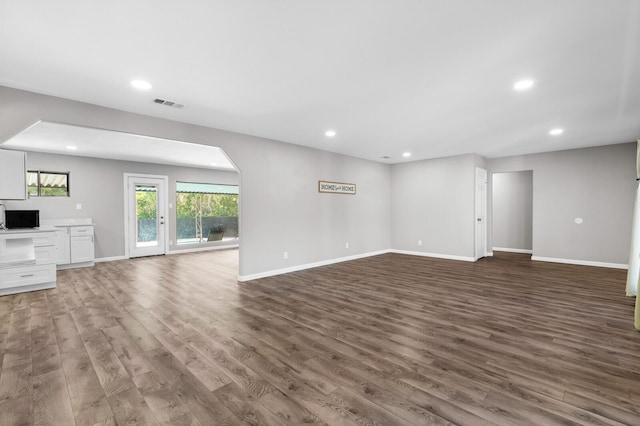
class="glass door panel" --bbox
[135,185,158,247]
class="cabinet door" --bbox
[0,150,27,200]
[55,228,71,265]
[70,236,95,263]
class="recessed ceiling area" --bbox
[1,121,236,171]
[0,0,638,163]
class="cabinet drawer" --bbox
[33,233,56,247]
[70,226,94,237]
[0,264,56,290]
[35,245,56,265]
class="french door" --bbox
[125,174,168,258]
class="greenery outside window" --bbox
[27,170,70,197]
[176,182,239,244]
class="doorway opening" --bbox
[491,170,533,255]
[2,121,241,275]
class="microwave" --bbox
[4,210,40,229]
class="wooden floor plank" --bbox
[32,369,75,426]
[131,370,199,425]
[61,349,113,426]
[1,249,639,425]
[107,385,160,426]
[0,395,33,426]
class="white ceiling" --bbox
[0,0,639,163]
[2,121,236,171]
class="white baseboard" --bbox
[95,256,127,263]
[493,247,533,254]
[238,249,391,282]
[389,249,475,262]
[57,261,95,270]
[531,256,628,270]
[168,244,239,255]
[94,245,239,263]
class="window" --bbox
[27,171,70,197]
[176,182,239,244]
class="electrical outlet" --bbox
[418,239,423,246]
[76,203,82,210]
[283,251,288,260]
[345,242,349,249]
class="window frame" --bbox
[27,170,71,197]
[175,181,239,245]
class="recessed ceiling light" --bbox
[402,152,411,157]
[325,130,336,138]
[210,162,218,166]
[549,128,564,136]
[514,79,534,91]
[131,79,152,90]
[65,145,77,150]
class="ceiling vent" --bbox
[153,98,184,109]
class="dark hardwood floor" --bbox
[0,249,639,425]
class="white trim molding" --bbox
[123,173,170,259]
[493,247,533,254]
[95,255,128,263]
[389,249,475,262]
[532,256,628,270]
[94,245,239,263]
[238,249,391,282]
[168,244,239,255]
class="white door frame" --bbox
[123,173,169,258]
[475,167,488,260]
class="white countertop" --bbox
[41,218,95,227]
[0,226,56,234]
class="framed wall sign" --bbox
[318,180,356,195]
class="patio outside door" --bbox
[125,174,168,258]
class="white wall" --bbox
[1,86,635,273]
[391,154,476,259]
[488,143,636,265]
[0,86,392,278]
[492,171,533,252]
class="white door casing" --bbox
[475,167,488,260]
[124,174,169,258]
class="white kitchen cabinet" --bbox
[42,220,95,269]
[0,149,27,200]
[0,228,57,295]
[70,228,95,264]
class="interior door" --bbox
[475,167,488,260]
[126,175,168,258]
